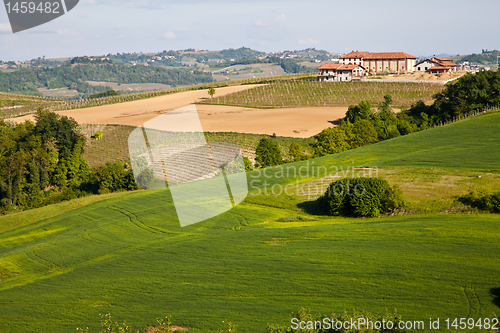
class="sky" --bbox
[0,0,499,61]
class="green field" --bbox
[201,81,445,108]
[1,113,500,332]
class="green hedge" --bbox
[459,191,500,213]
[320,177,403,217]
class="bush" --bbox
[243,156,253,171]
[459,191,500,213]
[320,177,403,217]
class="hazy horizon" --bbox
[1,0,499,62]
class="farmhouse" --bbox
[318,63,365,82]
[340,51,418,73]
[415,57,459,73]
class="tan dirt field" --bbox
[196,104,347,138]
[10,84,347,138]
[374,71,467,81]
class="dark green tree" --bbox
[255,138,282,167]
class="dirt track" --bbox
[10,84,346,138]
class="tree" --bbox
[288,142,307,161]
[208,87,216,99]
[311,127,349,157]
[345,120,378,148]
[255,138,282,167]
[345,100,373,123]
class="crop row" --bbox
[203,80,445,108]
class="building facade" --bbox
[415,57,459,73]
[318,64,365,82]
[340,51,418,73]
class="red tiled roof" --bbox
[435,61,459,67]
[429,66,454,71]
[318,63,342,70]
[363,52,418,60]
[339,51,369,59]
[319,64,364,71]
[434,56,453,61]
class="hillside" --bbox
[1,111,500,332]
[0,61,214,99]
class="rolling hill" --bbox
[0,112,499,332]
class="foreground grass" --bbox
[0,189,499,333]
[0,192,133,234]
[201,81,444,108]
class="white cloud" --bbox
[163,30,176,39]
[0,23,12,33]
[275,14,286,24]
[254,20,268,27]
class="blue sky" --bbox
[1,0,499,61]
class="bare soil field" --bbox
[368,70,467,81]
[9,84,345,138]
[196,104,347,138]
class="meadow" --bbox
[202,80,445,108]
[1,112,500,332]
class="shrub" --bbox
[320,177,403,217]
[459,191,500,213]
[243,156,253,171]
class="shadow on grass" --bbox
[328,118,343,126]
[297,198,328,216]
[492,287,500,309]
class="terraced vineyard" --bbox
[202,80,445,108]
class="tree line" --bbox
[0,60,214,98]
[0,110,138,215]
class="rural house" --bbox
[340,51,418,73]
[318,63,365,82]
[415,57,459,73]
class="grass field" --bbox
[201,80,445,108]
[1,109,500,332]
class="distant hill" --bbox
[0,59,214,98]
[452,49,500,65]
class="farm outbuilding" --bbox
[318,63,365,82]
